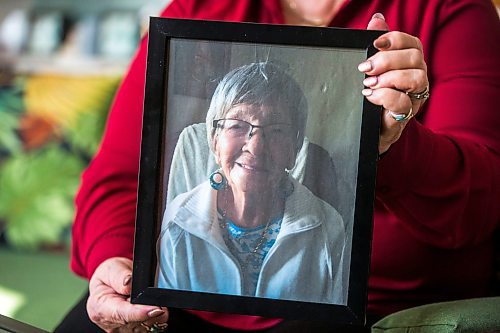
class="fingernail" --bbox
[148,309,165,318]
[123,275,132,286]
[374,37,390,49]
[362,89,373,96]
[372,13,385,21]
[358,60,372,72]
[363,76,377,87]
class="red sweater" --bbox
[71,0,500,330]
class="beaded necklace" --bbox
[218,191,275,262]
[217,180,293,272]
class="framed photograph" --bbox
[132,17,383,326]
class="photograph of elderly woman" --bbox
[157,39,366,306]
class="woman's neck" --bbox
[280,0,345,26]
[220,187,285,229]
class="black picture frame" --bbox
[132,17,383,327]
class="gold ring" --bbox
[141,322,168,332]
[406,86,430,100]
[388,107,414,122]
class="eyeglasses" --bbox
[213,119,294,141]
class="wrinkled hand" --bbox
[87,257,168,332]
[360,13,429,154]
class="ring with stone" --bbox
[141,322,168,332]
[406,86,430,100]
[388,107,414,122]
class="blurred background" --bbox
[0,0,499,332]
[0,0,169,331]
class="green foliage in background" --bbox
[0,146,84,249]
[64,91,111,158]
[0,77,118,249]
[0,81,24,155]
[0,109,22,154]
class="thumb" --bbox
[92,257,134,296]
[108,258,134,296]
[367,13,389,31]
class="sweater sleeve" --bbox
[70,1,187,279]
[375,0,500,249]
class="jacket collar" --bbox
[171,178,324,243]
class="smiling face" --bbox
[213,103,297,195]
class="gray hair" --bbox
[206,62,308,153]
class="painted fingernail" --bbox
[362,89,373,96]
[363,76,377,87]
[148,309,165,318]
[372,13,385,21]
[358,61,372,72]
[374,37,390,49]
[123,275,132,286]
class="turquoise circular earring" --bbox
[209,169,226,190]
